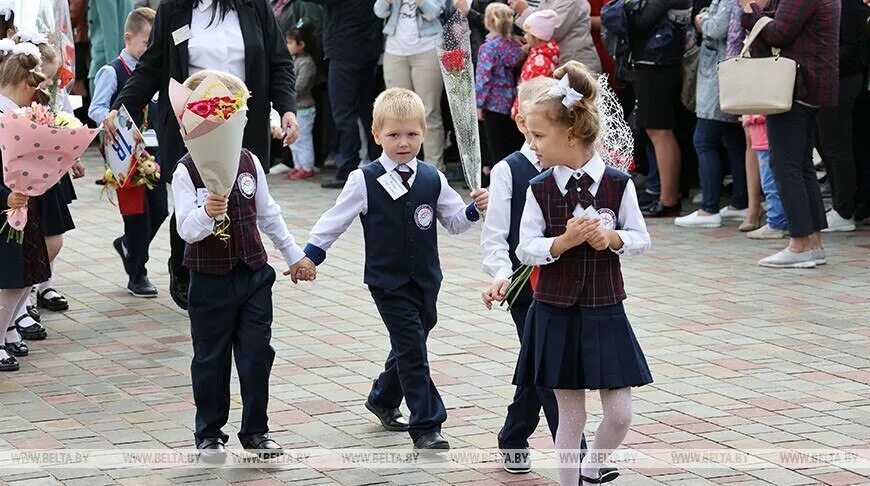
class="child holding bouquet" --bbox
[170,70,316,463]
[0,47,51,370]
[511,9,560,119]
[513,62,652,486]
[89,7,166,297]
[303,88,489,450]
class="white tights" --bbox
[0,288,30,358]
[554,388,633,486]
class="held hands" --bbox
[482,279,509,310]
[204,194,229,219]
[7,192,28,210]
[284,256,317,284]
[470,188,489,211]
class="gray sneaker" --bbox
[758,248,817,268]
[813,248,826,266]
[747,224,788,240]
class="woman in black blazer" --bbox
[104,0,298,310]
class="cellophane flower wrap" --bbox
[0,103,99,242]
[168,74,250,241]
[437,11,481,191]
[501,74,634,309]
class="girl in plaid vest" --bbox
[512,61,653,486]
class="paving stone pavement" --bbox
[1,149,868,486]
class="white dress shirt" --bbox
[480,143,542,283]
[516,153,651,266]
[171,152,305,268]
[307,154,479,254]
[189,0,246,83]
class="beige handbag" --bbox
[718,16,797,115]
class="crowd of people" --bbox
[0,1,868,485]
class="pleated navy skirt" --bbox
[513,301,653,390]
[0,198,51,288]
[39,176,75,236]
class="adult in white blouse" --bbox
[104,0,299,311]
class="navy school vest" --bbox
[359,161,443,291]
[504,151,541,271]
[109,58,159,133]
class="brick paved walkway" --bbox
[1,149,868,485]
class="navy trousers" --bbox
[187,264,276,446]
[500,297,589,452]
[120,182,168,281]
[368,282,446,440]
[327,58,379,181]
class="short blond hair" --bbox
[125,7,156,35]
[183,69,249,98]
[372,88,426,132]
[484,3,513,38]
[517,76,556,117]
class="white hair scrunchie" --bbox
[0,38,14,54]
[16,30,48,45]
[548,75,584,108]
[12,41,41,60]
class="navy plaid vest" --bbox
[505,151,540,270]
[181,150,267,275]
[360,161,443,291]
[109,58,159,132]
[529,166,629,308]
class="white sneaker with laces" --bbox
[758,248,817,268]
[720,206,748,221]
[813,248,826,265]
[821,210,856,232]
[746,224,788,240]
[674,210,722,228]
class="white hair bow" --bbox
[0,1,12,22]
[548,75,584,108]
[12,42,41,60]
[17,30,48,45]
[0,38,13,54]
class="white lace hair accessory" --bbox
[0,0,13,21]
[0,38,13,54]
[16,30,48,45]
[594,73,634,174]
[12,41,41,60]
[548,75,584,108]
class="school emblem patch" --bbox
[414,204,434,230]
[238,172,256,199]
[597,208,616,230]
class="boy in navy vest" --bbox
[304,88,489,450]
[89,7,166,298]
[171,71,317,463]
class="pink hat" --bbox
[522,9,558,41]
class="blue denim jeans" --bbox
[693,119,747,214]
[756,150,788,230]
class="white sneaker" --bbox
[821,210,856,232]
[813,248,826,265]
[674,210,722,228]
[720,206,748,221]
[758,248,817,269]
[747,224,788,240]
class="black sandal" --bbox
[5,341,28,357]
[15,314,47,341]
[0,356,19,371]
[37,288,68,312]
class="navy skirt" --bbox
[39,176,75,236]
[513,301,653,390]
[0,198,51,288]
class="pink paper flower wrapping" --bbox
[0,111,100,231]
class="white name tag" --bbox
[196,188,209,207]
[172,25,191,46]
[377,171,408,201]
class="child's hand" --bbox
[71,160,86,179]
[584,223,610,251]
[204,194,229,219]
[285,257,317,284]
[482,279,509,310]
[562,216,596,247]
[470,188,489,211]
[7,192,28,210]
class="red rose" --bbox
[187,99,215,118]
[440,49,466,74]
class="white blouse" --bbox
[188,0,246,82]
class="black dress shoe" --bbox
[0,356,19,371]
[413,431,450,450]
[365,399,410,431]
[37,288,68,312]
[241,433,284,459]
[15,314,46,341]
[320,178,346,189]
[580,467,620,484]
[5,334,28,357]
[26,304,40,322]
[128,276,158,298]
[641,199,682,218]
[197,438,226,464]
[168,263,189,310]
[637,190,660,208]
